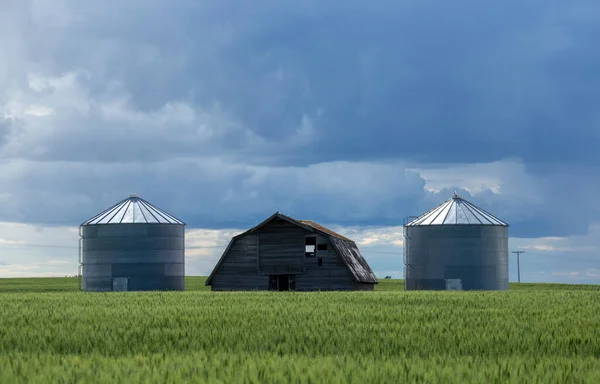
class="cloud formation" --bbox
[0,0,599,246]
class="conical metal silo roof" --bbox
[81,195,185,225]
[405,192,507,226]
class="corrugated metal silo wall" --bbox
[81,223,185,291]
[405,225,508,290]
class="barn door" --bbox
[268,275,278,291]
[277,275,290,291]
[289,275,296,291]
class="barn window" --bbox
[318,258,323,266]
[305,236,316,257]
[317,243,328,251]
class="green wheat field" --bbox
[0,277,599,383]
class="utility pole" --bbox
[512,251,525,283]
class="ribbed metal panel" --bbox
[406,192,508,227]
[81,196,184,225]
[404,194,509,291]
[80,223,185,292]
[404,224,508,290]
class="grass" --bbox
[3,276,599,293]
[0,277,599,383]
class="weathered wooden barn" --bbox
[205,212,378,291]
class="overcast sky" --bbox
[1,0,599,284]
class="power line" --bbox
[1,243,228,250]
[0,244,76,249]
[1,242,402,255]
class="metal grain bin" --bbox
[79,195,185,292]
[403,192,508,291]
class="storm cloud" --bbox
[1,0,599,240]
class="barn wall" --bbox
[295,234,356,291]
[210,235,268,290]
[258,220,305,275]
[210,220,370,291]
[354,282,375,291]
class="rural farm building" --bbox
[206,212,378,291]
[79,195,185,292]
[403,192,509,291]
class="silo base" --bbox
[82,276,185,292]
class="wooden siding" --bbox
[210,235,269,290]
[258,221,305,275]
[354,282,375,291]
[207,213,377,291]
[295,234,357,291]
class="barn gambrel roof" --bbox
[205,212,378,285]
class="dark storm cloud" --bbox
[0,159,427,228]
[0,157,594,239]
[1,0,600,240]
[30,0,599,167]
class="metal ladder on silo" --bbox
[77,227,83,291]
[402,216,419,289]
